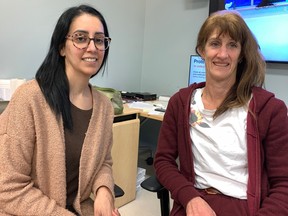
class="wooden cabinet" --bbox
[112,109,140,207]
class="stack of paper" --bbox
[0,79,26,101]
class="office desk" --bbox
[127,100,166,122]
[139,110,164,121]
[112,106,140,207]
[112,104,164,207]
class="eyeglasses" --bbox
[66,32,111,51]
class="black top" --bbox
[65,103,92,206]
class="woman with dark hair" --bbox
[154,10,288,216]
[0,5,120,216]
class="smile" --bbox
[83,58,97,62]
[214,62,229,67]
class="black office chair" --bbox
[141,175,170,216]
[114,184,125,198]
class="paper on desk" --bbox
[148,110,165,116]
[128,101,165,116]
[128,101,155,112]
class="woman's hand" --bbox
[186,197,216,216]
[112,208,120,216]
[94,186,121,216]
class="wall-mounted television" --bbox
[209,0,288,64]
[188,55,206,86]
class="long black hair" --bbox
[35,5,110,130]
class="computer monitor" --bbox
[188,55,206,86]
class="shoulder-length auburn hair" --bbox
[196,10,265,118]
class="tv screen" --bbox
[209,0,288,63]
[188,55,206,86]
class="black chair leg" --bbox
[141,175,170,216]
[157,189,170,216]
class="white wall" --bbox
[265,63,288,104]
[141,0,209,96]
[0,0,146,92]
[1,0,287,104]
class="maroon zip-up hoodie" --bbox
[154,82,288,216]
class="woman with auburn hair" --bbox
[154,10,288,216]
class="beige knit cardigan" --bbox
[0,80,115,215]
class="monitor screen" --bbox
[209,0,288,63]
[188,55,206,86]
